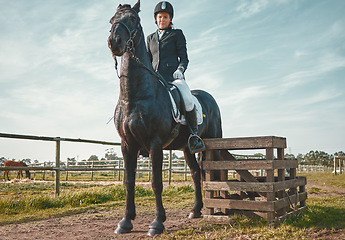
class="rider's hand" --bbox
[173,69,184,80]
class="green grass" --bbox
[0,182,195,225]
[158,195,345,240]
[302,172,345,188]
[1,172,345,239]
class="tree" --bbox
[88,155,99,161]
[21,158,31,164]
[297,154,304,165]
[334,151,345,157]
[105,148,118,160]
[0,157,7,165]
[303,150,331,167]
[284,153,295,159]
[67,157,77,166]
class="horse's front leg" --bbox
[147,143,166,236]
[115,142,139,234]
[4,171,9,181]
[184,149,203,218]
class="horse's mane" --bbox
[120,4,132,9]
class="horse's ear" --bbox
[109,15,115,24]
[133,0,140,13]
[117,4,122,10]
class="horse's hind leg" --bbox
[115,142,138,234]
[184,149,203,218]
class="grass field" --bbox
[0,172,344,239]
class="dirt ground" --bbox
[0,181,344,239]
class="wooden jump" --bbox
[202,136,307,224]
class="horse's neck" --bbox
[119,36,157,100]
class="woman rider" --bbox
[146,1,205,154]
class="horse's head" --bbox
[108,0,141,57]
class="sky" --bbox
[0,0,344,162]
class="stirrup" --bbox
[188,134,205,154]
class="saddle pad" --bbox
[168,92,204,125]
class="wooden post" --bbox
[55,140,61,196]
[91,161,94,181]
[277,148,286,217]
[168,150,172,185]
[265,148,275,223]
[118,160,121,181]
[339,158,342,174]
[43,162,46,180]
[334,157,337,175]
[204,150,215,215]
[66,160,69,181]
[114,161,116,179]
[184,160,187,181]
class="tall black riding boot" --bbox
[185,106,205,154]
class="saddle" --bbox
[168,83,204,126]
[139,75,204,157]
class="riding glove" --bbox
[173,69,184,80]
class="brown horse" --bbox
[3,161,31,181]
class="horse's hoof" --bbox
[115,226,132,234]
[114,218,133,234]
[147,218,165,236]
[147,228,164,236]
[189,211,202,219]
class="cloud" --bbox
[236,0,269,18]
[282,54,345,88]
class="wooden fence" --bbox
[0,133,189,196]
[26,157,190,182]
[334,156,345,175]
[202,136,307,224]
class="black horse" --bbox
[108,0,222,236]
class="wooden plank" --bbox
[273,178,306,192]
[203,181,274,192]
[203,177,307,193]
[203,160,273,170]
[273,206,308,224]
[0,132,121,146]
[273,159,298,169]
[203,159,298,170]
[220,150,267,197]
[274,192,307,211]
[204,136,286,150]
[204,198,274,212]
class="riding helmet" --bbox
[154,1,174,20]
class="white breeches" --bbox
[172,79,195,112]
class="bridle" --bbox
[110,8,169,87]
[111,8,142,58]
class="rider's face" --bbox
[156,12,171,29]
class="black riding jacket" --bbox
[146,29,189,83]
